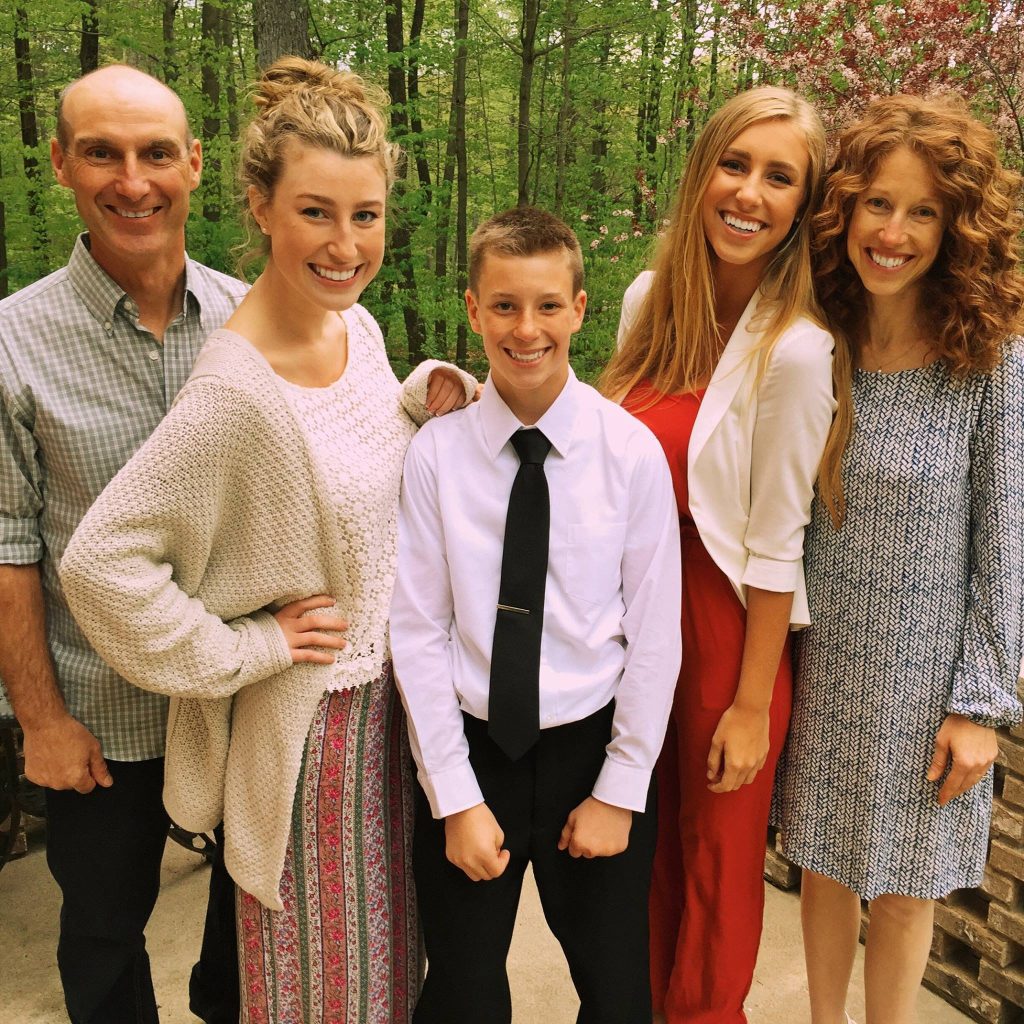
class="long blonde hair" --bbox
[600,86,827,402]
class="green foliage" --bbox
[2,0,1021,376]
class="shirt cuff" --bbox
[419,760,485,819]
[947,672,1024,729]
[741,553,800,593]
[239,610,295,680]
[592,757,653,813]
[0,535,43,564]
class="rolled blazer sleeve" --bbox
[742,323,835,593]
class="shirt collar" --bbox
[479,367,581,460]
[66,232,201,328]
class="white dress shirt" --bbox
[390,369,682,819]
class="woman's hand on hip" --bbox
[273,595,348,664]
[927,713,998,806]
[707,702,770,793]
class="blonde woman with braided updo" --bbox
[60,57,476,1022]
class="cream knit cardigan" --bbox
[60,309,475,909]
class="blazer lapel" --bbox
[688,288,764,468]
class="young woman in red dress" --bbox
[601,87,842,1024]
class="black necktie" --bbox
[488,428,552,761]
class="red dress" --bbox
[628,386,792,1024]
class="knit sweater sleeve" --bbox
[60,378,294,698]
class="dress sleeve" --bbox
[59,380,294,699]
[742,322,836,592]
[947,345,1024,728]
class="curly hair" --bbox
[813,93,1024,524]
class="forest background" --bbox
[2,0,1023,379]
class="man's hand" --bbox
[444,802,510,881]
[426,368,472,416]
[927,713,998,806]
[22,712,112,793]
[558,796,632,858]
[0,565,110,793]
[706,702,770,793]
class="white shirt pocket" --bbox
[564,520,628,605]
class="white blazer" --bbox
[617,270,835,627]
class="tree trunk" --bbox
[384,0,426,365]
[517,0,540,206]
[453,0,470,367]
[14,7,48,273]
[588,32,611,196]
[201,0,230,223]
[406,0,431,194]
[706,8,720,123]
[433,0,470,354]
[0,159,8,299]
[384,0,409,134]
[531,49,550,204]
[554,0,575,214]
[163,0,178,83]
[79,0,99,75]
[252,0,312,69]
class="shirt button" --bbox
[124,301,135,314]
[148,350,160,361]
[103,320,112,332]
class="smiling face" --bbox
[846,146,944,304]
[700,118,809,280]
[51,66,201,282]
[249,143,387,316]
[466,249,586,425]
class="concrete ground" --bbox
[1,827,970,1024]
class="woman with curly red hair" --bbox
[775,95,1024,1024]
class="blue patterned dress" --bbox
[776,347,1024,899]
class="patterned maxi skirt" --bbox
[237,665,421,1023]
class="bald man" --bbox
[0,65,246,1024]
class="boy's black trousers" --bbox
[412,701,657,1024]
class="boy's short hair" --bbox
[468,207,584,296]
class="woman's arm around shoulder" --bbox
[350,303,478,425]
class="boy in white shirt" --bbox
[390,207,681,1023]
